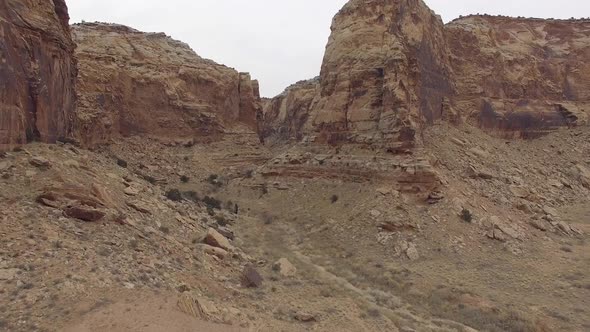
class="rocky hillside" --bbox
[0,0,77,152]
[447,15,590,138]
[72,23,262,147]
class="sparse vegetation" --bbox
[182,190,199,202]
[165,189,183,202]
[202,196,222,210]
[460,208,473,223]
[180,175,190,183]
[330,194,339,204]
[116,157,128,168]
[206,174,223,187]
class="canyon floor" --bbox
[0,123,589,332]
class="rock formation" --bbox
[72,23,261,147]
[447,15,590,138]
[0,0,77,152]
[263,1,590,142]
[263,0,455,150]
[262,78,319,143]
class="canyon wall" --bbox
[263,2,590,143]
[447,15,590,138]
[0,0,77,151]
[72,23,262,146]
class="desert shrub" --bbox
[262,212,274,225]
[165,189,183,202]
[215,214,228,226]
[116,158,128,168]
[203,196,222,210]
[245,170,254,178]
[331,194,339,204]
[182,190,199,202]
[261,184,269,196]
[460,209,473,223]
[207,174,223,187]
[180,175,190,183]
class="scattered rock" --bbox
[30,157,51,168]
[272,258,297,277]
[64,206,106,222]
[542,206,559,217]
[468,147,489,159]
[427,191,444,204]
[294,312,317,322]
[199,244,228,259]
[242,264,263,288]
[509,186,530,199]
[0,161,10,171]
[369,210,382,218]
[124,186,141,196]
[203,228,232,251]
[127,200,152,214]
[0,268,19,281]
[178,294,219,321]
[529,220,548,232]
[406,244,420,261]
[451,138,466,147]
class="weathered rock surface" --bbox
[0,0,77,152]
[263,0,454,149]
[263,2,590,143]
[72,23,262,147]
[262,78,319,143]
[447,16,590,138]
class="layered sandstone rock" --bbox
[0,0,77,151]
[262,78,319,143]
[72,23,261,147]
[264,2,590,143]
[447,16,590,138]
[263,0,455,150]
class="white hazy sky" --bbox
[68,0,589,97]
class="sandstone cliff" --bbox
[0,0,77,151]
[263,2,590,143]
[72,23,261,146]
[311,0,454,149]
[447,15,590,138]
[263,0,456,150]
[262,78,319,143]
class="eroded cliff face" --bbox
[72,23,261,146]
[308,0,454,149]
[262,78,319,143]
[447,16,590,138]
[0,0,77,151]
[264,2,590,144]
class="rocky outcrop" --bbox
[263,2,590,143]
[262,78,319,143]
[262,0,456,150]
[72,23,261,147]
[447,16,590,138]
[0,0,77,152]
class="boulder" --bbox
[272,258,297,277]
[203,228,232,251]
[64,206,106,222]
[198,244,228,259]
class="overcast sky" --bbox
[68,0,590,97]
